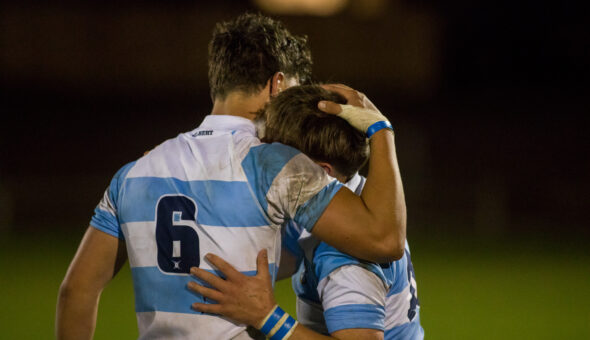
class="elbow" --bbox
[58,279,76,304]
[375,239,405,263]
[373,221,406,263]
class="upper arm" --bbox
[311,188,388,262]
[60,226,127,293]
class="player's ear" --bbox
[316,162,335,177]
[269,72,285,97]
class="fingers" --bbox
[320,83,363,105]
[256,249,270,280]
[187,281,224,302]
[192,302,223,315]
[190,267,229,290]
[318,100,343,115]
[203,253,242,282]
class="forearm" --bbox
[56,286,100,340]
[285,323,334,340]
[256,310,380,340]
[361,129,407,259]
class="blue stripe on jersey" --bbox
[294,180,343,232]
[314,243,389,286]
[90,210,121,239]
[132,264,276,314]
[90,161,136,239]
[117,177,268,227]
[324,304,386,333]
[387,252,409,296]
[241,143,301,212]
[385,313,424,340]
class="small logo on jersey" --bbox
[192,130,213,137]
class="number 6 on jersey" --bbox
[155,195,200,274]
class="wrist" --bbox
[366,120,393,138]
[257,305,298,340]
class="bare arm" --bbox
[311,84,406,263]
[56,226,127,340]
[188,251,383,340]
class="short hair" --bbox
[208,13,312,101]
[260,85,369,180]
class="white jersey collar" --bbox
[196,115,256,135]
[343,172,362,192]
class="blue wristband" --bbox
[259,305,298,340]
[260,306,285,335]
[270,314,297,340]
[366,120,393,138]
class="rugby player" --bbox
[187,85,419,339]
[56,13,406,340]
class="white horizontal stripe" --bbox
[296,297,328,335]
[122,221,280,272]
[97,189,116,215]
[383,285,413,328]
[127,132,254,182]
[137,311,251,340]
[318,265,387,311]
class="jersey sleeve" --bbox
[241,143,343,231]
[317,265,388,334]
[89,162,135,239]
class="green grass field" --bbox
[1,231,588,339]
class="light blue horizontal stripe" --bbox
[324,304,385,333]
[132,264,276,314]
[385,312,424,340]
[387,250,409,296]
[294,180,342,232]
[90,208,124,240]
[118,177,268,227]
[314,242,389,286]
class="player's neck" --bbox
[210,88,270,121]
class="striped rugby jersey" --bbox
[285,174,424,339]
[90,115,342,339]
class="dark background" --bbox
[1,0,588,239]
[1,1,589,338]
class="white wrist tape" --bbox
[338,104,391,136]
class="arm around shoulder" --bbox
[312,130,406,263]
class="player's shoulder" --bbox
[243,142,302,168]
[241,142,321,184]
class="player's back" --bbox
[96,116,280,339]
[125,118,277,339]
[91,115,340,339]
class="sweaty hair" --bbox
[260,85,369,180]
[208,13,312,101]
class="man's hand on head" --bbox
[318,84,391,138]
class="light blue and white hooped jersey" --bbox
[287,174,424,339]
[90,115,342,340]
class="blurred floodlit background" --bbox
[1,0,588,339]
